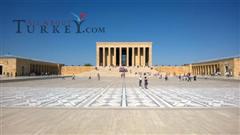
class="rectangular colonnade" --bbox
[192,64,220,75]
[96,42,152,67]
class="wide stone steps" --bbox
[77,67,158,77]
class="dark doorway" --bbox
[99,48,103,66]
[122,48,126,66]
[21,66,24,76]
[129,48,132,66]
[0,65,2,75]
[116,48,120,66]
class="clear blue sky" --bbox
[0,0,239,65]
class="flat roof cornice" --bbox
[192,56,240,65]
[0,55,63,65]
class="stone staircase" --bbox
[77,66,159,77]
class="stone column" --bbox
[195,67,197,75]
[119,47,122,66]
[208,65,210,75]
[198,66,201,75]
[211,65,213,75]
[213,64,216,74]
[205,65,208,75]
[96,47,99,66]
[197,67,199,75]
[210,65,212,75]
[126,47,129,66]
[194,66,196,75]
[204,66,207,75]
[199,66,201,75]
[193,67,195,75]
[103,47,105,67]
[108,47,111,66]
[210,65,213,75]
[196,66,198,75]
[143,47,146,66]
[138,47,140,66]
[213,65,215,74]
[149,46,152,66]
[113,47,116,66]
[132,47,135,66]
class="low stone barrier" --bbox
[0,75,71,83]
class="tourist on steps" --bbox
[144,76,148,89]
[139,76,142,87]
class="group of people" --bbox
[178,73,197,81]
[139,74,148,89]
[70,73,101,80]
[158,74,168,81]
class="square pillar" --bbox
[126,47,129,66]
[149,46,152,66]
[198,66,200,75]
[96,47,99,66]
[143,47,146,67]
[113,47,116,66]
[119,47,122,66]
[108,47,111,66]
[205,66,207,75]
[138,47,140,66]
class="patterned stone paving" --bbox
[0,77,239,108]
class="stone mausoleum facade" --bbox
[96,42,152,67]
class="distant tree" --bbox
[84,63,93,66]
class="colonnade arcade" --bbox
[192,64,220,75]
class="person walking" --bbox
[97,73,100,81]
[139,76,142,87]
[72,73,75,80]
[164,75,168,81]
[193,75,197,81]
[178,75,181,81]
[144,76,148,89]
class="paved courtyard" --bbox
[1,77,239,135]
[1,77,239,108]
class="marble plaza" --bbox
[1,77,239,108]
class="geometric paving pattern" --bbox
[1,87,239,108]
[0,78,239,108]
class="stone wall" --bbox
[233,58,240,77]
[61,66,94,75]
[0,58,17,77]
[155,65,191,76]
[0,57,63,77]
